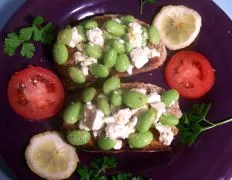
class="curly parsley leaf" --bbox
[178,103,232,146]
[20,42,35,58]
[3,16,55,58]
[139,0,156,15]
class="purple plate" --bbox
[1,0,232,179]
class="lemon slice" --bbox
[153,5,202,50]
[25,131,79,180]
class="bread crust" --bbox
[55,14,167,90]
[63,83,182,152]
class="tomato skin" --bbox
[165,51,215,99]
[7,66,65,120]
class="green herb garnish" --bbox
[3,16,55,58]
[77,156,144,180]
[178,103,232,146]
[139,0,156,15]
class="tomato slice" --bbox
[165,51,215,99]
[8,66,64,120]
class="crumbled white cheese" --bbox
[148,48,160,58]
[128,22,143,48]
[127,116,138,134]
[155,123,174,145]
[105,124,130,140]
[73,51,88,63]
[78,104,105,131]
[113,108,132,125]
[78,120,90,131]
[79,57,97,76]
[104,116,115,124]
[76,43,84,52]
[130,47,160,69]
[147,92,161,104]
[114,140,123,150]
[142,29,148,46]
[127,64,134,75]
[112,18,122,23]
[81,57,97,66]
[68,27,83,48]
[131,88,147,94]
[150,102,166,123]
[142,46,160,59]
[130,47,149,69]
[87,27,104,46]
[86,102,92,106]
[93,130,103,138]
[91,110,105,130]
[81,66,89,76]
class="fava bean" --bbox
[122,15,135,24]
[103,76,120,94]
[85,44,102,59]
[67,130,91,145]
[82,87,97,103]
[103,48,117,68]
[97,97,110,116]
[103,30,117,40]
[159,114,179,126]
[148,25,160,45]
[97,134,116,150]
[122,91,148,109]
[129,131,153,149]
[57,27,72,45]
[110,90,122,106]
[63,102,83,124]
[161,89,179,107]
[90,64,109,78]
[104,20,126,37]
[110,40,125,54]
[84,20,98,29]
[77,24,87,42]
[125,42,133,54]
[115,54,130,72]
[136,109,156,133]
[53,43,68,65]
[68,67,86,84]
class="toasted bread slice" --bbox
[55,14,167,90]
[63,82,182,152]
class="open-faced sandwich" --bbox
[63,77,182,152]
[53,14,167,89]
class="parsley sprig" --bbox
[139,0,156,15]
[178,103,232,146]
[3,16,55,58]
[77,156,144,180]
